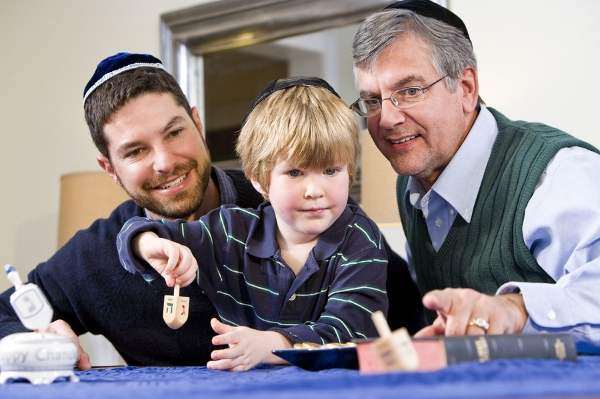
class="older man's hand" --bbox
[414,288,528,337]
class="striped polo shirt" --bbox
[117,202,388,344]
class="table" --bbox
[2,356,600,399]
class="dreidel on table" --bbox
[163,284,189,329]
[371,310,419,371]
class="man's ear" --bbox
[97,154,119,184]
[459,66,479,114]
[251,179,268,199]
[191,107,204,138]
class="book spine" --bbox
[443,334,577,364]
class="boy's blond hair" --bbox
[236,84,359,192]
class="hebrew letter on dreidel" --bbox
[163,284,189,329]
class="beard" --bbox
[119,159,211,220]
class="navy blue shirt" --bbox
[118,203,388,344]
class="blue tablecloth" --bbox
[2,356,600,399]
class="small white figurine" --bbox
[0,264,78,384]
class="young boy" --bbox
[117,77,388,371]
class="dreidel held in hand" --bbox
[163,284,189,329]
[4,264,53,330]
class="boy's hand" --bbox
[207,318,292,371]
[133,232,198,287]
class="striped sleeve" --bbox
[116,215,215,284]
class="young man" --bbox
[117,78,389,371]
[352,0,600,346]
[0,53,264,368]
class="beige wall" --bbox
[453,0,600,146]
[1,0,599,291]
[0,0,209,290]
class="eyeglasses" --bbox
[350,75,448,117]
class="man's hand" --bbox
[207,318,291,371]
[38,319,91,370]
[133,231,197,287]
[415,288,528,337]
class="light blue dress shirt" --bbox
[405,106,600,348]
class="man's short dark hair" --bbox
[83,67,193,158]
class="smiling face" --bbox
[354,34,478,188]
[256,159,349,245]
[97,92,211,220]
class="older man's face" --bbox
[354,34,477,188]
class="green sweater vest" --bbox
[397,108,598,302]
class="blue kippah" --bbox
[385,0,471,43]
[83,52,165,102]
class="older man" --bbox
[351,0,600,347]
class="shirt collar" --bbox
[246,203,355,261]
[405,105,499,222]
[212,166,238,205]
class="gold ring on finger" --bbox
[468,317,490,332]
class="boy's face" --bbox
[256,158,349,245]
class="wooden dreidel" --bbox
[371,311,419,371]
[163,284,189,329]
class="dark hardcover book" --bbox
[439,334,576,364]
[358,333,577,372]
